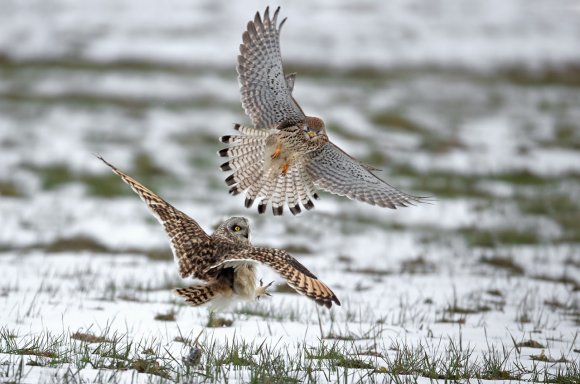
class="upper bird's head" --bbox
[215,216,251,243]
[302,116,327,143]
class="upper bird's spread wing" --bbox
[98,156,211,278]
[237,7,305,129]
[305,143,427,209]
[207,247,340,308]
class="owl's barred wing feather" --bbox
[238,6,305,128]
[306,143,427,209]
[97,156,211,278]
[208,247,340,308]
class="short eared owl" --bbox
[99,156,340,309]
[219,7,426,216]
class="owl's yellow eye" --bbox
[234,226,241,231]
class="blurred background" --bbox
[0,1,579,380]
[0,0,579,314]
[0,0,579,261]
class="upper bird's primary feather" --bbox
[306,143,425,209]
[237,6,305,128]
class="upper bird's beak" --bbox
[308,131,316,138]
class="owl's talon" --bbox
[256,279,274,299]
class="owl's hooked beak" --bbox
[308,131,316,138]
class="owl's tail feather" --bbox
[175,284,219,306]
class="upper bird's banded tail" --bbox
[219,124,268,196]
[285,168,301,215]
[219,124,319,216]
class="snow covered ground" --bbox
[0,0,579,382]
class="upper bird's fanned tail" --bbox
[256,170,279,214]
[218,127,268,196]
[270,172,286,216]
[285,167,301,215]
[305,143,428,209]
[219,126,320,215]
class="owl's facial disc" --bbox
[228,217,250,239]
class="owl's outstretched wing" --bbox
[98,156,211,278]
[305,143,428,209]
[206,247,340,308]
[237,6,306,129]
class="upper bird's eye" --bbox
[233,225,241,231]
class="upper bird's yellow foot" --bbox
[271,144,282,159]
[256,279,274,299]
[281,163,289,175]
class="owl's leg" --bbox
[255,279,274,299]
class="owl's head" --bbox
[303,116,327,143]
[215,216,251,243]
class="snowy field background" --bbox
[0,0,579,382]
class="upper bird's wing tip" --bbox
[416,195,437,205]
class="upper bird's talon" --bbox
[271,144,282,159]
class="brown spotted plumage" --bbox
[220,7,428,216]
[98,156,340,309]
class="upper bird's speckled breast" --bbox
[263,127,325,175]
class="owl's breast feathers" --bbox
[181,240,248,280]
